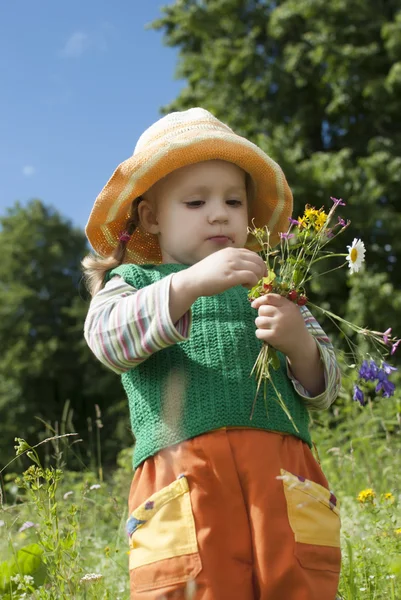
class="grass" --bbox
[1,393,400,599]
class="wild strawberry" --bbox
[287,290,298,302]
[297,295,308,306]
[263,283,273,293]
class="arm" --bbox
[84,248,267,374]
[169,269,200,324]
[83,275,192,374]
[169,247,267,322]
[286,306,342,410]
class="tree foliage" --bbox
[0,201,131,467]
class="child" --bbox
[83,108,342,600]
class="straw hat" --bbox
[85,108,293,264]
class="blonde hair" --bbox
[81,198,141,297]
[82,171,256,298]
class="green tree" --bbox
[152,0,401,347]
[0,200,131,468]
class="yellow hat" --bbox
[85,108,293,264]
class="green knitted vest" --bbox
[107,263,312,467]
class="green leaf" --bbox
[0,543,46,592]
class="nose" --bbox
[207,199,229,224]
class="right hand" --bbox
[185,247,267,298]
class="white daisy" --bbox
[346,238,366,273]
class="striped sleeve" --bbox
[83,275,192,374]
[286,305,342,410]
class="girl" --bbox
[83,108,342,600]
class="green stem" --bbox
[0,434,78,476]
[309,253,347,265]
[308,301,389,349]
[301,262,348,286]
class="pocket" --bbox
[281,469,341,573]
[127,475,202,592]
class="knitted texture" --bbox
[85,108,293,263]
[107,264,312,467]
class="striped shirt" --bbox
[84,275,341,410]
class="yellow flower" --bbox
[304,206,320,222]
[395,528,401,535]
[297,216,308,229]
[314,211,328,231]
[357,488,376,503]
[383,492,395,503]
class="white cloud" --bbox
[60,31,89,58]
[22,165,36,177]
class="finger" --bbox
[255,328,275,342]
[231,258,265,285]
[255,316,274,329]
[251,293,285,309]
[257,305,277,317]
[236,270,260,289]
[237,249,267,277]
[236,259,266,280]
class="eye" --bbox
[185,200,204,207]
[227,199,243,206]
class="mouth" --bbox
[207,235,233,244]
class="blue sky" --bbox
[0,1,185,232]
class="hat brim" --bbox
[85,129,293,263]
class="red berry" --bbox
[297,295,308,306]
[287,290,298,302]
[263,283,273,292]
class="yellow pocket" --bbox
[127,475,201,591]
[281,469,341,572]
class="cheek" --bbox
[157,206,180,231]
[159,210,198,244]
[239,204,249,225]
[237,209,250,238]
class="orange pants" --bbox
[127,429,341,599]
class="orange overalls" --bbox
[127,429,341,600]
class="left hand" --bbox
[251,293,312,359]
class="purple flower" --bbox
[288,217,300,226]
[280,232,295,240]
[358,360,370,380]
[382,383,396,398]
[338,216,346,226]
[331,197,346,207]
[369,360,379,379]
[19,521,35,533]
[358,360,379,382]
[357,359,397,401]
[383,328,392,345]
[391,339,400,355]
[353,385,365,406]
[382,362,397,376]
[375,371,396,398]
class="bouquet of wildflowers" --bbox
[248,197,400,422]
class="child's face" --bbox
[140,160,249,265]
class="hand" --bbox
[251,293,312,358]
[184,247,267,298]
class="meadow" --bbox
[1,388,400,600]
